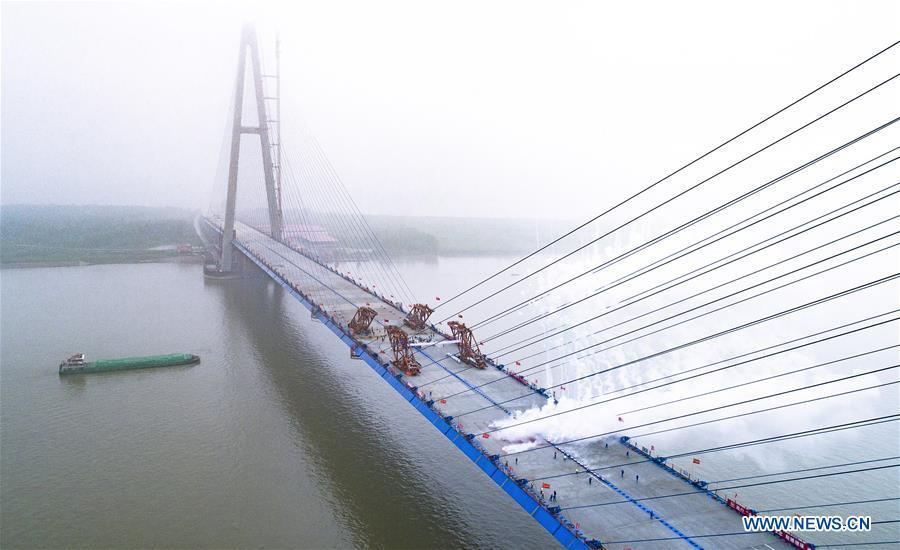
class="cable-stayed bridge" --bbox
[199,25,900,549]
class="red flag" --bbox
[515,361,521,366]
[435,296,441,301]
[541,482,551,489]
[440,399,447,404]
[482,433,490,439]
[692,458,701,465]
[384,319,390,323]
[618,417,624,422]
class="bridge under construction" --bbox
[201,216,798,550]
[199,23,900,550]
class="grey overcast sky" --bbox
[2,0,898,219]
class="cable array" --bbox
[207,36,900,549]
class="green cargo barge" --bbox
[58,353,200,375]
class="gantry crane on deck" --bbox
[403,303,434,330]
[349,306,377,335]
[385,326,422,375]
[447,321,487,369]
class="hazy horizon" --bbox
[3,1,898,219]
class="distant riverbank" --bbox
[367,214,571,256]
[1,204,202,267]
[1,204,570,267]
[2,254,204,269]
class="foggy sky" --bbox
[2,0,899,219]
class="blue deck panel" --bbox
[491,468,508,484]
[474,455,498,477]
[555,526,578,548]
[433,418,453,434]
[534,507,562,533]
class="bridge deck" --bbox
[216,218,789,550]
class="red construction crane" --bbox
[403,303,434,330]
[348,306,377,335]
[447,321,487,369]
[385,326,422,375]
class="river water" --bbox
[1,261,558,549]
[2,259,897,548]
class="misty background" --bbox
[3,0,899,219]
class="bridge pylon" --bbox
[220,23,284,272]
